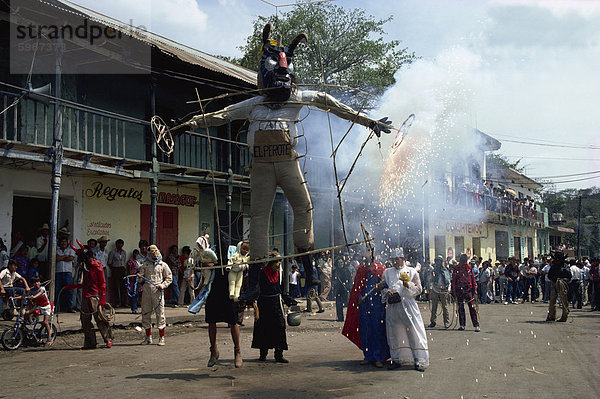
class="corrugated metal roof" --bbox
[54,0,257,85]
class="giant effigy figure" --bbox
[184,23,393,301]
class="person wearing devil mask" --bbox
[185,23,393,302]
[70,240,114,349]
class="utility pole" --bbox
[149,75,158,245]
[576,195,582,259]
[48,37,63,301]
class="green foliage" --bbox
[486,153,525,173]
[234,2,417,109]
[541,186,600,256]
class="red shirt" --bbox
[82,258,106,304]
[452,262,477,292]
[30,287,50,307]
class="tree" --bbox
[235,2,416,110]
[486,153,526,173]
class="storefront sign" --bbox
[512,229,522,237]
[445,222,483,235]
[85,181,143,202]
[87,221,111,236]
[157,192,197,207]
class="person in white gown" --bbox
[378,248,429,371]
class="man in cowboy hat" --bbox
[380,248,429,371]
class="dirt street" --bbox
[1,301,599,399]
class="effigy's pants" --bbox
[250,160,313,260]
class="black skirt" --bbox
[205,269,240,325]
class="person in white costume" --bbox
[378,247,429,372]
[227,241,249,301]
[139,245,172,346]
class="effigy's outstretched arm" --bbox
[181,97,263,130]
[304,91,393,136]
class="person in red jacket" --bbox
[70,240,114,349]
[452,253,480,332]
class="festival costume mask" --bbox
[148,245,161,261]
[258,23,307,102]
[71,239,92,272]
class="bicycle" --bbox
[1,298,57,350]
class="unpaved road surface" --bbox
[1,301,599,399]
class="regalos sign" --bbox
[85,181,143,202]
[445,222,483,236]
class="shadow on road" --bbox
[126,373,234,382]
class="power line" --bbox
[499,138,600,150]
[503,155,600,161]
[492,133,600,149]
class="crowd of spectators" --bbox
[442,180,540,221]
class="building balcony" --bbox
[0,88,250,181]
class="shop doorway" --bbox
[495,231,509,260]
[513,237,522,262]
[12,196,51,244]
[472,237,481,258]
[527,237,534,259]
[140,205,178,253]
[434,235,445,259]
[454,236,465,257]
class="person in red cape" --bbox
[342,254,390,368]
[67,240,114,349]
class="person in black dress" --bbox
[252,251,291,363]
[204,246,244,368]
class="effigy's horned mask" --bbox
[258,22,307,102]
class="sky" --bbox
[67,0,600,191]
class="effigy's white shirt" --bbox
[189,90,376,149]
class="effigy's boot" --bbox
[300,252,320,286]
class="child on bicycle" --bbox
[11,277,53,346]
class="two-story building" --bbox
[0,0,291,292]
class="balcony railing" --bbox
[440,185,545,224]
[0,90,250,176]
